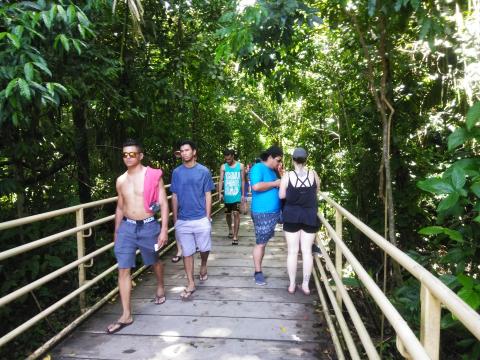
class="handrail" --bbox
[0,176,220,356]
[314,191,480,360]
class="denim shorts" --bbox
[251,211,281,245]
[175,217,212,257]
[114,219,160,269]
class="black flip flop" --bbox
[171,255,182,263]
[232,239,239,245]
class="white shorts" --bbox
[175,217,212,256]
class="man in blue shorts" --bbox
[218,149,245,245]
[250,146,283,286]
[171,140,216,300]
[107,139,169,334]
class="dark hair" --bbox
[293,157,306,164]
[260,146,283,161]
[223,149,235,156]
[179,140,197,151]
[122,138,143,152]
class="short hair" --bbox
[179,140,197,151]
[260,146,283,161]
[223,149,235,157]
[122,138,143,152]
[293,157,307,164]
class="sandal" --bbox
[287,285,296,294]
[106,320,133,334]
[171,255,182,263]
[228,233,233,239]
[199,272,208,281]
[232,239,239,245]
[180,288,196,300]
[154,295,166,305]
[298,285,311,296]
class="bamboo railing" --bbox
[0,177,221,359]
[312,192,480,360]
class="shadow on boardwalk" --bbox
[52,211,336,359]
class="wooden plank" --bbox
[49,211,336,360]
[53,333,332,360]
[77,314,324,342]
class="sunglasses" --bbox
[122,152,139,158]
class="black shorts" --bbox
[283,222,319,234]
[225,202,240,213]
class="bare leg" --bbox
[232,211,240,240]
[300,230,315,294]
[106,268,133,333]
[199,251,210,278]
[183,255,195,291]
[152,261,165,298]
[253,244,266,272]
[285,231,301,292]
[226,212,232,236]
[175,241,182,257]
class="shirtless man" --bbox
[106,139,169,334]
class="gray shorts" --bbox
[114,219,160,269]
[175,217,212,257]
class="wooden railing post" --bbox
[75,208,87,313]
[420,283,441,360]
[335,209,343,308]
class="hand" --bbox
[113,232,118,242]
[241,195,245,203]
[157,232,168,248]
[274,179,281,188]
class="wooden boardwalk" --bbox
[52,211,335,359]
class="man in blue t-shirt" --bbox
[171,140,216,300]
[250,146,283,286]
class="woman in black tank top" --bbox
[279,148,320,295]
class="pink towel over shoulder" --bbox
[144,166,163,213]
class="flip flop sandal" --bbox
[228,233,234,239]
[199,273,208,281]
[154,295,166,305]
[106,320,134,334]
[180,288,196,300]
[171,255,182,263]
[287,285,296,294]
[232,239,239,245]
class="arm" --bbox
[218,164,225,201]
[252,179,280,192]
[279,172,289,199]
[172,193,178,223]
[205,191,212,220]
[313,170,321,193]
[114,179,124,242]
[240,163,245,202]
[157,177,169,248]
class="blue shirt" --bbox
[171,163,216,220]
[250,162,280,213]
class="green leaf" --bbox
[471,183,480,198]
[458,288,480,310]
[7,33,21,49]
[443,229,463,242]
[417,178,454,194]
[77,11,89,26]
[17,78,31,100]
[466,102,480,130]
[5,79,18,97]
[41,11,52,29]
[418,226,444,235]
[439,274,458,288]
[72,39,82,55]
[474,215,480,223]
[419,18,431,39]
[77,24,85,39]
[451,166,466,190]
[67,5,76,24]
[457,274,474,289]
[448,128,467,150]
[57,5,67,23]
[24,63,34,81]
[437,192,459,212]
[0,32,7,40]
[33,61,52,77]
